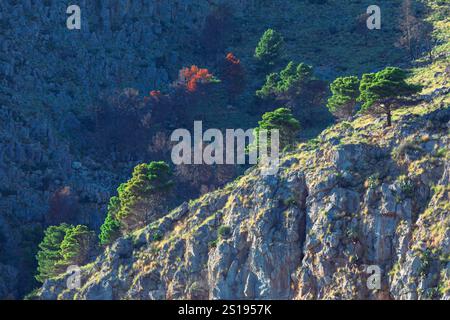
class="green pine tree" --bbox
[358,67,422,126]
[100,161,174,234]
[35,224,94,283]
[253,108,301,151]
[99,197,122,245]
[59,225,95,266]
[254,29,284,69]
[35,224,71,282]
[327,76,361,119]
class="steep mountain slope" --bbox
[0,0,253,298]
[34,0,450,298]
[0,0,448,300]
[36,92,449,299]
[0,0,408,299]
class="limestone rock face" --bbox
[36,106,450,300]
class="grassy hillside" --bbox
[410,0,449,94]
[188,0,436,137]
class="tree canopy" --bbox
[327,76,361,119]
[254,29,285,69]
[36,224,94,283]
[358,67,421,125]
[254,108,301,150]
[101,161,174,234]
[257,62,314,100]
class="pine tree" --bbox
[59,225,95,266]
[99,197,121,245]
[35,224,95,282]
[253,108,301,150]
[110,161,174,232]
[254,29,284,69]
[35,224,71,282]
[256,62,314,102]
[256,61,325,120]
[358,67,422,126]
[327,76,361,120]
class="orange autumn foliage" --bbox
[144,90,162,103]
[177,65,214,92]
[226,52,240,65]
[221,53,245,97]
[224,53,244,80]
[148,90,162,101]
[149,90,161,98]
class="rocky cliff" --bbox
[37,95,449,299]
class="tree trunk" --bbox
[386,109,392,127]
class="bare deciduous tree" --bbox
[397,0,433,60]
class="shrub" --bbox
[418,249,433,276]
[218,225,231,239]
[23,288,40,300]
[434,147,447,158]
[420,134,430,143]
[346,225,359,241]
[189,281,205,299]
[283,196,297,207]
[397,175,414,198]
[254,29,284,69]
[208,239,219,248]
[365,174,380,189]
[392,138,422,160]
[151,230,163,242]
[327,76,360,120]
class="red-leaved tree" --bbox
[149,90,162,99]
[220,53,246,100]
[175,65,215,93]
[143,89,174,127]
